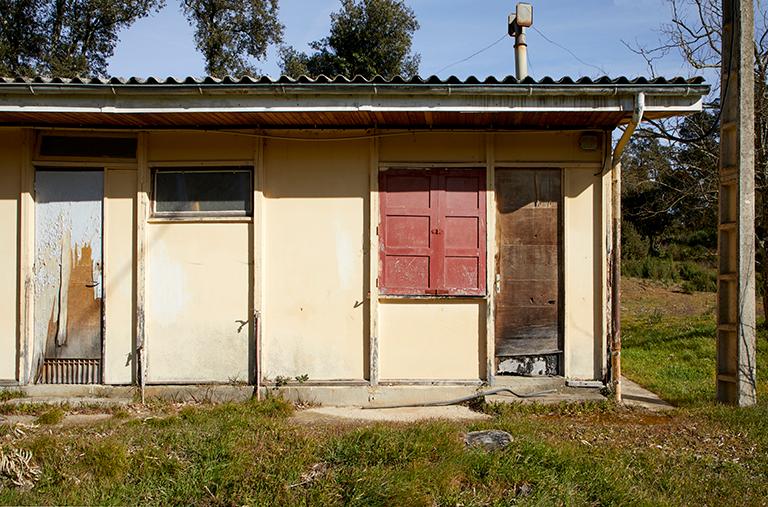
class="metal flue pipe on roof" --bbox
[509,3,533,80]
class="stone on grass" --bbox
[464,430,513,451]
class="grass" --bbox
[34,407,65,425]
[1,278,767,505]
[0,388,25,403]
[1,395,766,505]
[621,278,768,407]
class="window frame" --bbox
[150,165,254,220]
[378,166,487,297]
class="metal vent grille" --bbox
[40,358,101,384]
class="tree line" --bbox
[622,0,768,317]
[0,0,420,78]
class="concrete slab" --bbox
[5,377,669,410]
[294,405,490,423]
[620,377,673,411]
[5,396,131,407]
[486,386,606,405]
[0,413,113,427]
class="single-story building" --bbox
[0,75,708,404]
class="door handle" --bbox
[86,281,100,288]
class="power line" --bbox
[432,34,507,75]
[531,26,606,76]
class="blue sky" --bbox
[108,0,712,82]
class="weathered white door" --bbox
[34,170,103,383]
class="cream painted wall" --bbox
[147,131,253,161]
[144,132,253,383]
[0,129,21,381]
[262,138,368,381]
[379,132,485,162]
[104,169,135,384]
[379,300,485,380]
[0,128,608,386]
[145,222,251,382]
[494,132,603,163]
[564,168,603,379]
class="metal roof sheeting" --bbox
[0,74,709,130]
[0,74,706,86]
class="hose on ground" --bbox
[361,387,558,410]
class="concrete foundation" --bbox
[9,377,579,407]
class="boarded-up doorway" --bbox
[494,168,562,376]
[34,169,104,383]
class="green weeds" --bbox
[0,389,25,403]
[35,407,65,425]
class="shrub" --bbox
[35,406,65,425]
[622,256,716,293]
[679,261,717,292]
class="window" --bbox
[38,135,137,159]
[153,167,252,217]
[379,168,486,296]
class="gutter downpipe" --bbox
[609,92,645,403]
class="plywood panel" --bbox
[0,129,21,380]
[494,169,561,359]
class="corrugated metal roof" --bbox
[0,74,708,130]
[0,74,706,86]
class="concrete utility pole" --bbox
[717,0,757,406]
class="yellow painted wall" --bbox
[145,222,251,382]
[494,132,603,163]
[0,128,607,385]
[104,169,135,384]
[147,131,254,161]
[379,300,485,380]
[262,138,368,381]
[0,129,21,380]
[144,132,252,383]
[564,168,604,379]
[380,132,485,162]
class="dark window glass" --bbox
[39,136,137,158]
[154,168,252,216]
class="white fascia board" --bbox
[0,91,704,116]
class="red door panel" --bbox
[440,169,486,295]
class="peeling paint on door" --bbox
[34,170,103,383]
